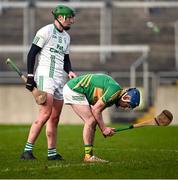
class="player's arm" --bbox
[64,54,76,79]
[26,44,41,91]
[91,99,115,137]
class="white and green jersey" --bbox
[33,24,70,77]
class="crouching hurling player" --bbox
[63,73,140,162]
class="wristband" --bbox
[27,74,34,77]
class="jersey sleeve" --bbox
[102,85,122,104]
[32,27,49,48]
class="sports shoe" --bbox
[47,153,64,160]
[20,151,36,160]
[83,155,109,163]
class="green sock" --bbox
[84,144,93,158]
[48,148,57,157]
[24,142,33,152]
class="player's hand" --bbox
[68,71,77,79]
[102,127,116,137]
[26,74,37,92]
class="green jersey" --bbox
[67,74,123,107]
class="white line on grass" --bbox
[0,162,105,173]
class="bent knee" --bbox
[40,110,52,120]
[34,111,52,125]
[34,119,46,126]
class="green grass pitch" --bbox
[0,124,178,179]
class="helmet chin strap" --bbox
[115,90,127,108]
[52,12,71,31]
[56,18,70,31]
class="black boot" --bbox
[47,153,63,160]
[20,151,36,160]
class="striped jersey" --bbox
[33,24,70,77]
[67,74,123,106]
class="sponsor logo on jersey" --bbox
[50,45,64,54]
[72,96,85,101]
[57,44,64,51]
[50,48,59,53]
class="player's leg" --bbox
[71,104,108,163]
[63,84,108,162]
[72,105,96,145]
[63,84,93,143]
[46,99,64,160]
[20,93,54,160]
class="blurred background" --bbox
[0,0,178,124]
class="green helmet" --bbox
[52,5,75,19]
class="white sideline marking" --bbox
[0,163,99,173]
[1,148,178,173]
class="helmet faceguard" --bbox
[116,88,140,109]
[125,88,140,109]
